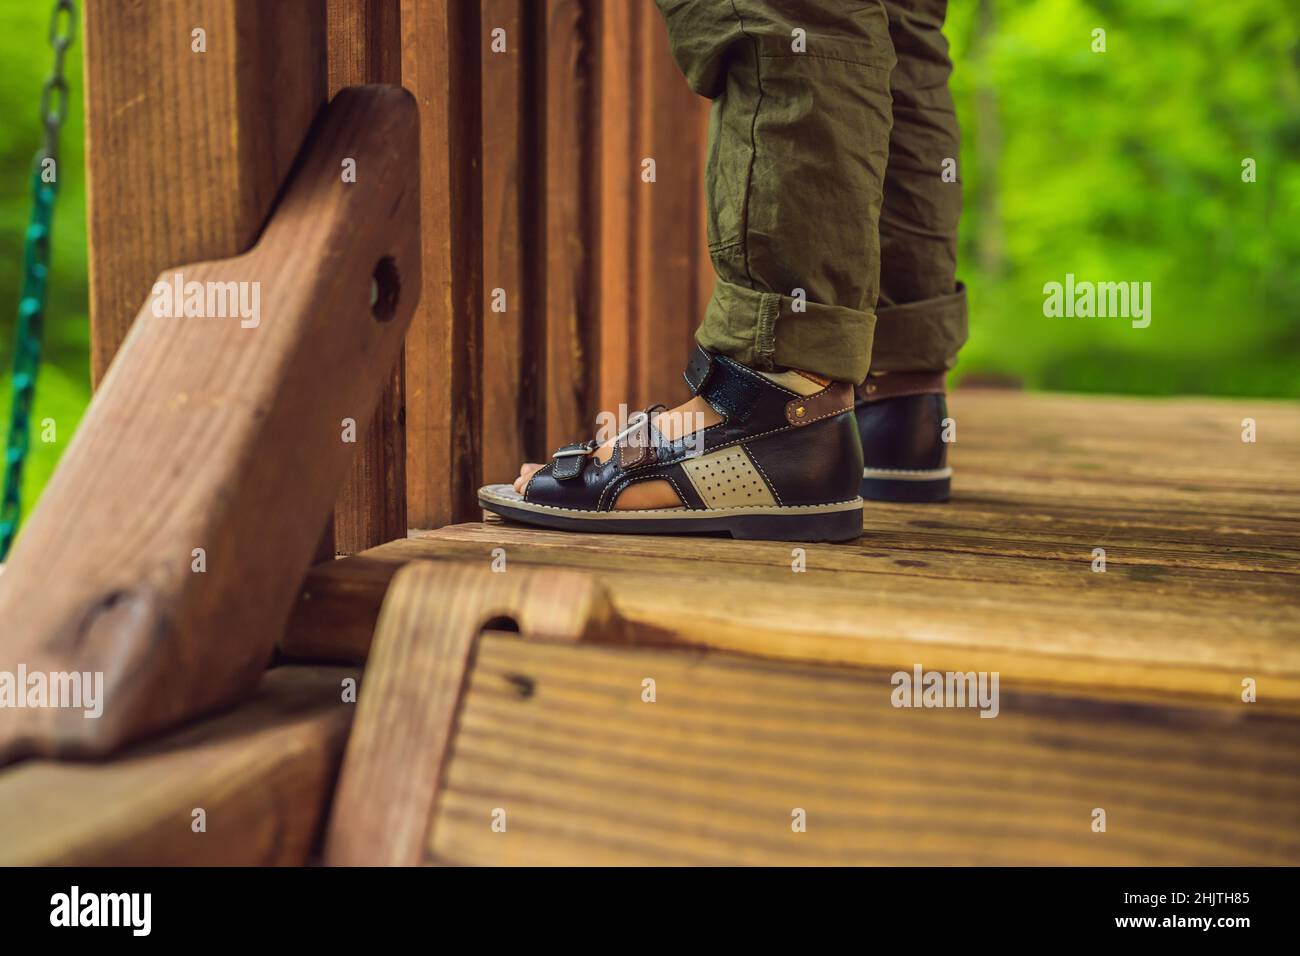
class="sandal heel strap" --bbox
[683,344,713,394]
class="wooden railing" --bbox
[83,0,711,552]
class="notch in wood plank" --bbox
[0,85,420,762]
[323,561,625,866]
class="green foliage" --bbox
[947,0,1300,395]
[0,1,89,524]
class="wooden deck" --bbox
[291,390,1300,708]
[2,390,1298,865]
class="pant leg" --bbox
[872,0,967,372]
[655,0,896,383]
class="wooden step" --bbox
[431,635,1300,865]
[322,562,1300,866]
[0,666,356,866]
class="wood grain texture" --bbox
[0,87,421,760]
[84,0,327,384]
[595,0,642,413]
[479,0,545,485]
[0,666,358,866]
[429,637,1300,865]
[327,0,401,91]
[286,553,399,661]
[324,561,624,865]
[596,4,712,415]
[542,0,599,452]
[327,0,408,554]
[401,0,484,529]
[634,18,711,406]
[280,391,1300,712]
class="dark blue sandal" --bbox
[478,346,864,542]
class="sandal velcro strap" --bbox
[550,440,595,480]
[698,356,764,424]
[684,346,765,423]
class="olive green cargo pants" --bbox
[655,0,966,383]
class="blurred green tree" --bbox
[948,0,1300,395]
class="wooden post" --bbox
[479,0,545,483]
[83,0,327,381]
[400,0,484,529]
[542,0,600,452]
[595,0,643,414]
[596,2,711,415]
[637,23,712,404]
[326,0,407,554]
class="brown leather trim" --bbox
[618,416,657,468]
[619,441,655,469]
[785,382,854,427]
[855,370,946,403]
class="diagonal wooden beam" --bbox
[0,85,421,761]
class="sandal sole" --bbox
[478,485,864,542]
[860,467,951,503]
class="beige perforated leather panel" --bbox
[681,445,777,509]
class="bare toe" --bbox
[513,462,544,493]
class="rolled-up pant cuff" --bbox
[869,282,968,373]
[696,278,877,384]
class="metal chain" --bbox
[1,0,76,559]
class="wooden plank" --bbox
[0,87,422,760]
[595,0,641,414]
[324,561,624,865]
[84,0,327,384]
[542,0,599,452]
[326,0,407,554]
[401,0,484,529]
[597,7,711,414]
[0,666,357,866]
[479,0,544,484]
[429,638,1300,865]
[278,391,1300,711]
[633,19,710,406]
[327,0,401,89]
[285,552,399,661]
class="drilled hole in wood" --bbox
[482,614,520,634]
[370,256,400,323]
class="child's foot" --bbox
[479,347,865,542]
